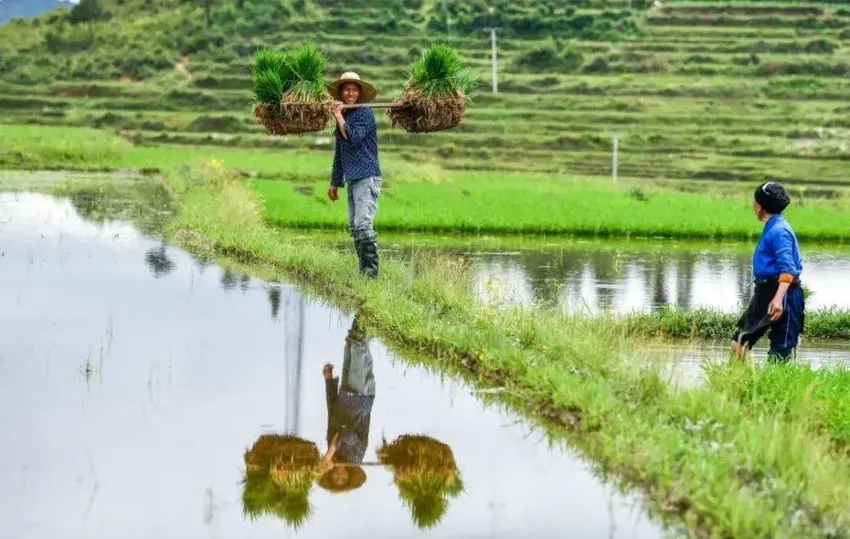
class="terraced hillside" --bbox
[1,0,849,184]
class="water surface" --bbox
[0,192,662,538]
[380,240,850,314]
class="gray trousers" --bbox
[341,333,376,396]
[346,176,382,242]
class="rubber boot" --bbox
[354,239,365,275]
[360,239,379,278]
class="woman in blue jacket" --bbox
[732,182,805,362]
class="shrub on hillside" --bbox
[193,75,248,90]
[757,60,850,77]
[117,48,174,79]
[514,41,561,71]
[184,27,228,54]
[157,88,223,108]
[533,75,561,87]
[739,39,836,56]
[427,0,639,39]
[513,41,585,73]
[685,54,716,64]
[188,115,243,133]
[563,47,585,71]
[70,0,106,25]
[804,39,838,54]
[677,65,720,76]
[583,57,610,73]
[44,26,95,53]
[6,65,50,85]
[337,48,407,66]
[68,56,98,78]
[632,58,668,73]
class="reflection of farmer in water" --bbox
[378,435,464,530]
[318,314,375,493]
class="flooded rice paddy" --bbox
[382,243,850,314]
[401,243,850,372]
[0,193,663,538]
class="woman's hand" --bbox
[767,297,784,321]
[768,282,790,321]
[332,101,348,139]
[332,101,345,121]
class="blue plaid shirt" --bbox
[325,377,374,463]
[331,107,381,187]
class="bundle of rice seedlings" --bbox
[241,434,321,528]
[251,43,333,135]
[377,435,464,529]
[244,434,320,473]
[387,44,477,134]
[242,469,313,529]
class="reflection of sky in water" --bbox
[651,341,850,388]
[466,250,850,314]
[0,193,661,539]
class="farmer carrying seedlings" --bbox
[731,181,805,362]
[327,72,382,278]
[318,313,374,493]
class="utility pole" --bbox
[484,6,500,94]
[611,131,621,184]
[283,287,305,434]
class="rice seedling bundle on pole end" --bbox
[387,44,477,133]
[251,43,334,135]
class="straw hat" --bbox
[327,72,377,103]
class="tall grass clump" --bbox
[251,42,332,135]
[709,363,850,447]
[622,305,850,341]
[388,43,477,133]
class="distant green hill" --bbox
[0,0,73,25]
[1,0,849,183]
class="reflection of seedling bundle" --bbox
[378,435,464,530]
[251,43,334,135]
[387,44,477,133]
[241,434,321,529]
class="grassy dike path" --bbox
[122,161,850,537]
